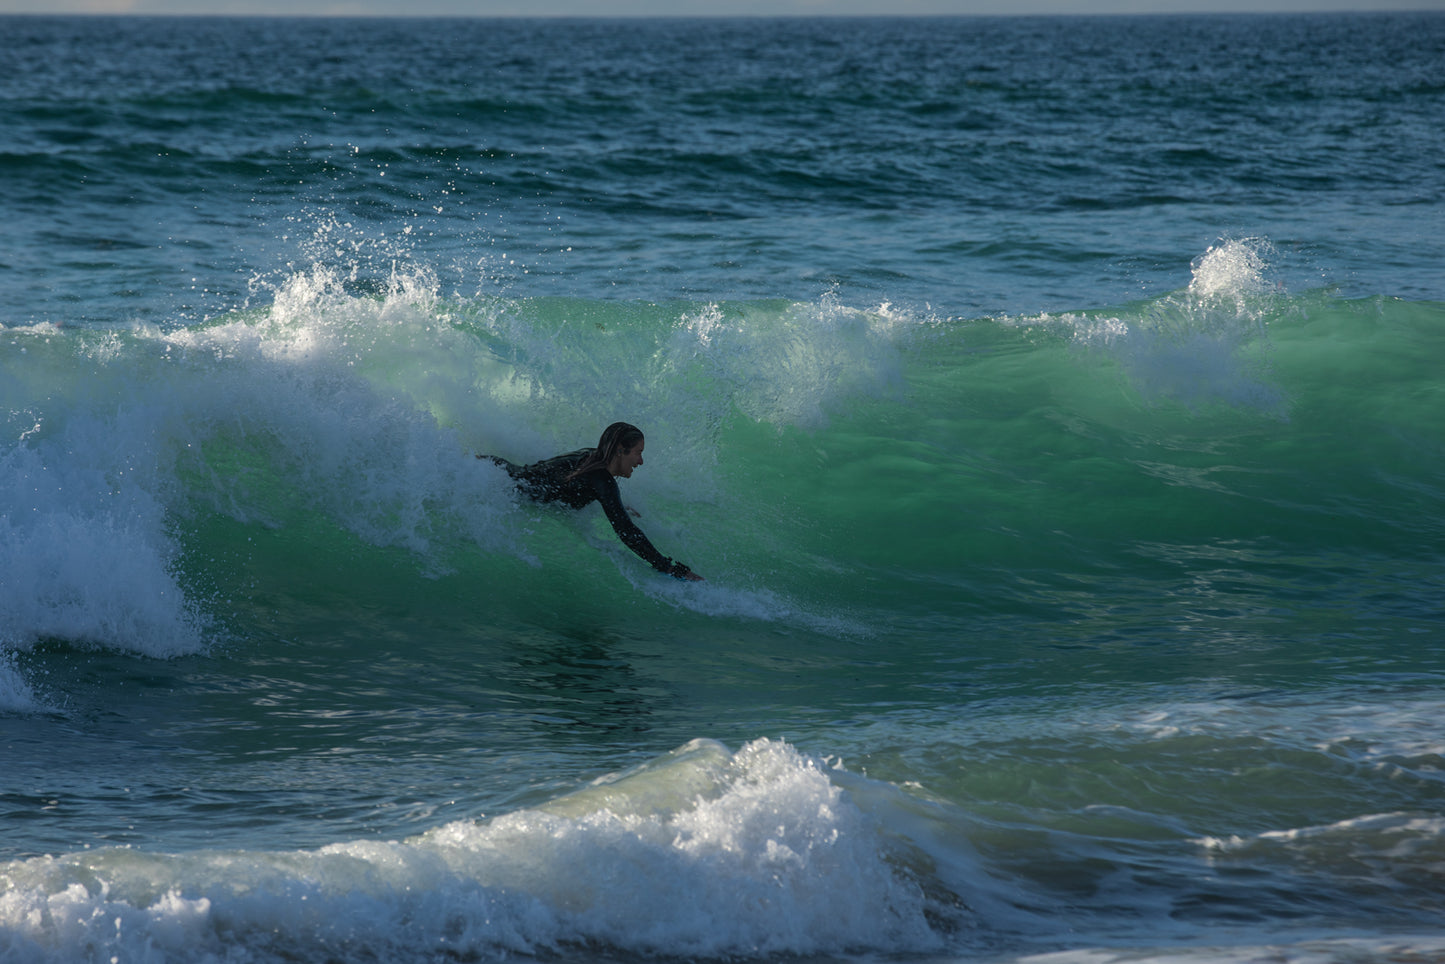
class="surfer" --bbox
[480,422,704,581]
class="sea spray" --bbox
[1061,238,1286,413]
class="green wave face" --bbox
[5,256,1440,682]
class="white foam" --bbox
[606,536,869,635]
[1113,694,1445,764]
[0,739,944,963]
[0,651,43,715]
[0,402,205,665]
[1012,935,1445,964]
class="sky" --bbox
[1,0,1442,15]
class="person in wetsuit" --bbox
[480,422,704,581]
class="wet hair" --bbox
[567,422,644,480]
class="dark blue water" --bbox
[4,13,1441,328]
[2,13,1444,964]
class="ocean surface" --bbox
[2,12,1444,964]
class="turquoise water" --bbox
[2,13,1444,964]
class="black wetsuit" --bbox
[484,450,694,579]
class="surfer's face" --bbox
[608,439,644,478]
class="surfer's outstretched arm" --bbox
[594,477,703,581]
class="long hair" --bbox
[566,422,644,480]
